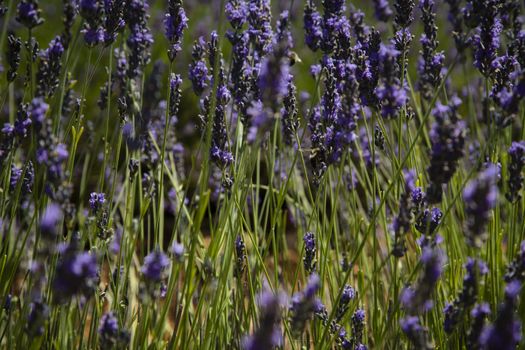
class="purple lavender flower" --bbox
[373,0,393,22]
[26,301,49,336]
[189,38,210,96]
[226,0,247,29]
[247,0,273,58]
[351,309,366,348]
[443,258,488,333]
[80,0,103,47]
[479,281,522,350]
[243,289,283,350]
[102,0,126,46]
[304,0,322,52]
[375,44,407,119]
[401,245,444,314]
[142,250,170,283]
[210,68,234,167]
[98,312,119,347]
[36,36,65,98]
[170,242,184,262]
[289,273,320,336]
[336,284,356,321]
[468,302,491,349]
[393,0,415,29]
[506,141,525,202]
[472,6,502,77]
[426,96,466,203]
[14,103,31,139]
[36,143,69,183]
[164,0,188,61]
[89,192,106,213]
[505,240,525,283]
[303,232,316,274]
[16,0,44,28]
[281,75,298,146]
[463,165,498,248]
[417,0,444,101]
[235,235,246,276]
[29,97,49,128]
[6,34,22,82]
[415,207,442,235]
[53,242,99,303]
[400,316,432,349]
[125,0,153,78]
[393,169,417,257]
[40,203,62,240]
[444,0,468,56]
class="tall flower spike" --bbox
[336,284,355,321]
[36,36,65,99]
[225,0,247,30]
[304,0,322,52]
[164,0,188,61]
[102,0,126,46]
[6,34,22,82]
[463,165,498,248]
[52,241,99,303]
[375,44,407,119]
[401,244,444,314]
[289,274,320,337]
[506,141,525,202]
[62,0,78,49]
[443,258,488,333]
[243,290,283,350]
[504,240,525,283]
[417,0,444,101]
[468,303,491,349]
[393,0,415,29]
[281,74,298,146]
[426,96,466,203]
[472,1,502,77]
[479,281,522,350]
[373,0,393,22]
[16,0,44,29]
[303,232,317,274]
[189,38,210,96]
[400,316,433,350]
[79,0,103,46]
[392,169,417,257]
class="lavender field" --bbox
[0,0,524,348]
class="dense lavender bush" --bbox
[0,0,524,348]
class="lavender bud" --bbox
[26,301,49,336]
[289,273,320,336]
[393,0,415,29]
[16,0,44,29]
[303,232,316,274]
[426,96,466,203]
[242,290,283,350]
[504,240,525,283]
[400,316,432,349]
[235,235,246,276]
[468,303,491,349]
[336,285,356,321]
[479,281,522,350]
[6,34,22,82]
[463,165,498,248]
[164,0,188,61]
[506,141,525,202]
[373,0,393,22]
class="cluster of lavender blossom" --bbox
[0,0,525,348]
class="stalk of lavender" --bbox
[61,0,78,49]
[443,258,489,333]
[426,97,466,203]
[188,37,210,97]
[289,273,320,337]
[479,281,522,350]
[504,240,525,283]
[79,0,103,47]
[393,0,415,74]
[303,232,317,275]
[304,0,322,52]
[35,36,64,99]
[471,1,502,77]
[444,0,468,58]
[505,141,525,202]
[124,0,153,79]
[463,165,498,248]
[373,0,393,22]
[392,169,417,257]
[375,44,407,119]
[242,290,283,350]
[281,74,298,146]
[102,0,125,46]
[164,0,188,62]
[417,0,444,101]
[16,0,44,29]
[6,33,22,82]
[468,303,491,350]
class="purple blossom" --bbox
[225,0,247,29]
[506,141,525,202]
[16,0,44,28]
[289,274,320,336]
[479,281,522,350]
[303,232,316,274]
[243,289,283,350]
[89,192,106,213]
[141,250,170,283]
[463,165,498,247]
[40,203,62,240]
[53,242,99,303]
[164,0,188,61]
